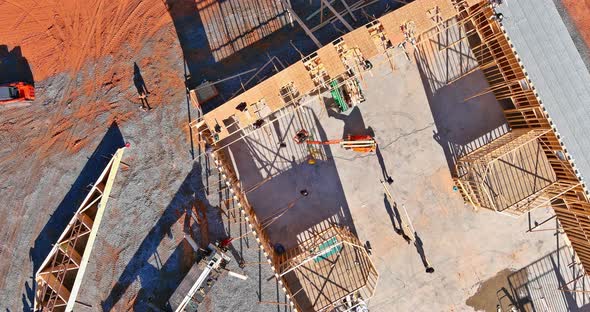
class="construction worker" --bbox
[253,119,264,129]
[133,62,151,111]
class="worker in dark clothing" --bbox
[133,62,151,111]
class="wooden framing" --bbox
[34,147,126,312]
[197,113,378,311]
[451,0,590,273]
[455,128,561,215]
[276,225,378,312]
[195,0,461,144]
[190,0,590,309]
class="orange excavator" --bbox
[0,82,35,105]
[295,129,377,153]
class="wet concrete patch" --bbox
[466,268,521,312]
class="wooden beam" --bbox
[320,0,353,31]
[340,0,357,22]
[281,0,322,48]
[40,272,71,303]
[66,147,126,312]
[61,229,92,246]
[58,243,82,267]
[77,212,94,230]
[40,262,79,275]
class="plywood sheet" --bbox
[378,12,405,45]
[317,44,346,78]
[277,62,315,96]
[343,27,379,59]
[257,78,284,112]
[379,0,457,45]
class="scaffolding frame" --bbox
[34,147,126,312]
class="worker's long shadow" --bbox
[0,45,34,85]
[25,121,125,312]
[101,161,217,310]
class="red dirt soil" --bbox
[561,0,590,50]
[0,0,170,81]
[0,0,184,161]
[0,2,186,304]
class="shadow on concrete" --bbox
[223,105,358,250]
[382,195,411,244]
[101,161,223,310]
[0,45,34,86]
[507,246,590,312]
[327,105,372,138]
[26,121,125,311]
[414,48,509,176]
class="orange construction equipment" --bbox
[0,82,35,105]
[306,135,377,153]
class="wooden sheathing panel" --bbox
[257,78,283,112]
[277,61,316,97]
[35,147,126,312]
[317,44,347,79]
[379,0,456,46]
[461,0,590,274]
[201,0,467,143]
[342,27,379,59]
